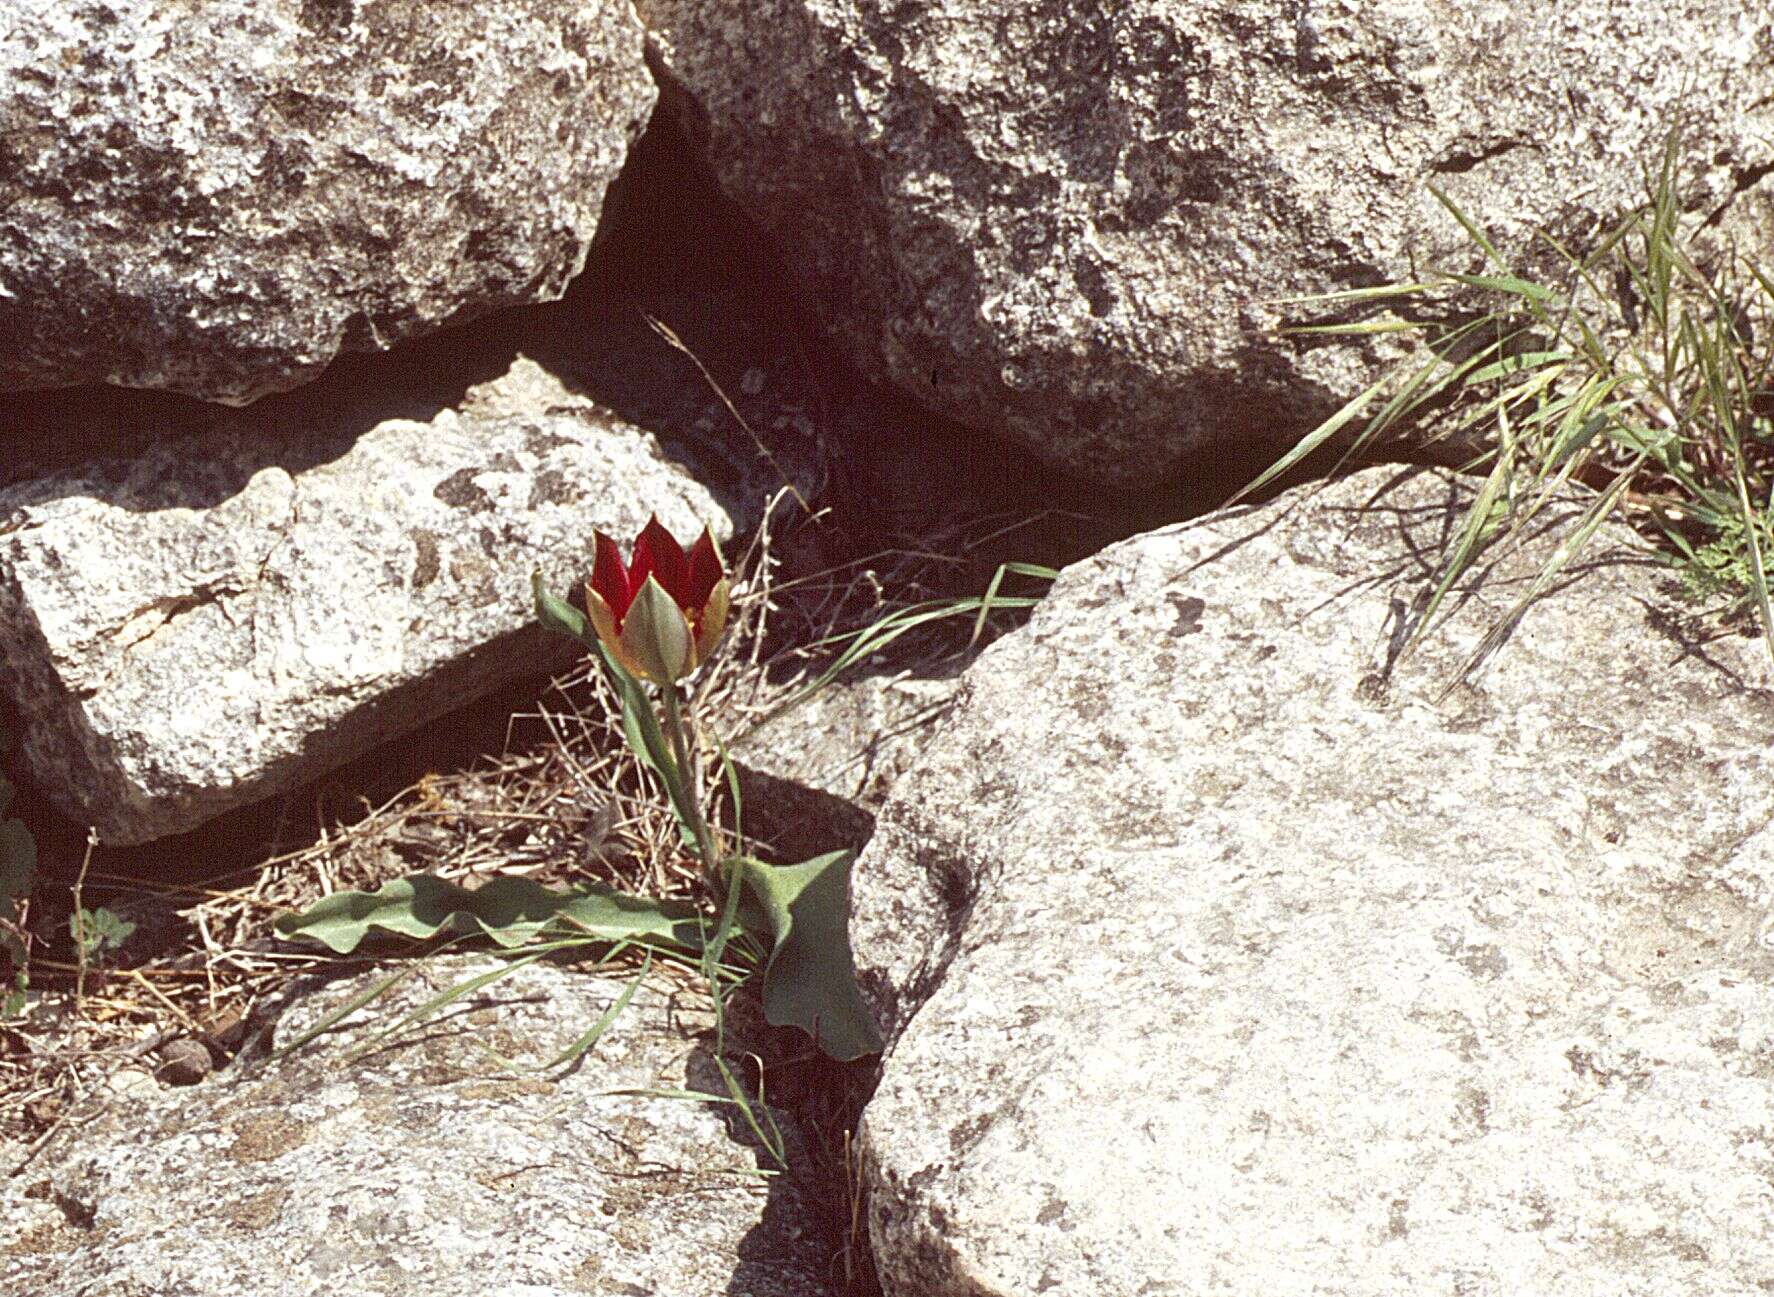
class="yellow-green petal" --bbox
[621,576,693,683]
[693,577,731,664]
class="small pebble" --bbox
[155,1038,213,1086]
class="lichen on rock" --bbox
[853,467,1774,1296]
[0,955,829,1297]
[0,0,657,403]
[0,359,735,844]
[639,0,1774,487]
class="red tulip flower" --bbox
[584,517,731,683]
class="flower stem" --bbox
[660,680,720,884]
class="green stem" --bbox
[660,681,720,884]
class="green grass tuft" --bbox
[1249,129,1774,668]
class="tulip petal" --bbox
[692,577,731,664]
[585,585,624,660]
[686,529,725,610]
[589,532,633,622]
[621,576,693,683]
[631,516,691,608]
[586,585,656,681]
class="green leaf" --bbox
[1266,282,1435,308]
[532,568,590,643]
[602,647,698,850]
[272,964,424,1060]
[339,950,552,1065]
[1464,350,1574,384]
[1440,272,1558,303]
[738,852,883,1061]
[713,1052,788,1167]
[1730,435,1774,658]
[1407,405,1517,647]
[1223,368,1394,508]
[1428,184,1510,270]
[535,951,652,1071]
[1278,319,1422,337]
[967,561,1049,648]
[273,874,706,957]
[761,585,1049,724]
[71,906,135,960]
[533,569,698,845]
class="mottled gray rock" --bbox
[0,358,731,844]
[852,467,1774,1296]
[640,0,1774,487]
[733,672,960,860]
[0,955,828,1297]
[0,0,654,403]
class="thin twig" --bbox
[71,829,97,1011]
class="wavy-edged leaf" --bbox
[273,874,705,956]
[738,851,883,1061]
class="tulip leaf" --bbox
[599,647,700,851]
[738,852,883,1061]
[273,874,705,956]
[532,569,592,644]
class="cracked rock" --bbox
[0,955,827,1297]
[0,358,736,844]
[853,466,1774,1296]
[639,0,1774,486]
[0,0,655,403]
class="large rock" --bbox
[0,955,829,1297]
[851,466,1774,1296]
[639,0,1774,487]
[0,359,733,844]
[0,0,654,403]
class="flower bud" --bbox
[579,517,731,684]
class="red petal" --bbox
[686,529,724,610]
[630,515,691,607]
[589,531,633,621]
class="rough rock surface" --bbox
[640,0,1774,486]
[851,466,1774,1296]
[0,955,828,1297]
[0,0,654,402]
[0,359,732,844]
[733,672,960,861]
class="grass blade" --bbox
[270,962,424,1062]
[537,951,652,1071]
